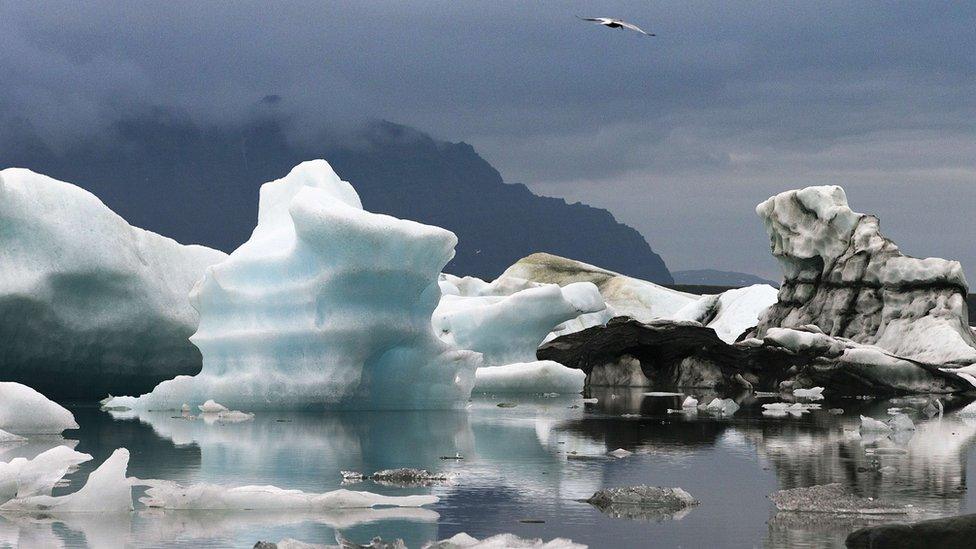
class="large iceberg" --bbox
[754,186,976,367]
[109,160,482,410]
[0,168,227,399]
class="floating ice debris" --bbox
[769,483,911,514]
[829,408,844,414]
[473,361,585,394]
[621,413,640,418]
[585,486,699,521]
[198,400,229,414]
[859,415,893,434]
[370,469,451,486]
[956,401,976,417]
[886,407,904,415]
[0,448,132,513]
[0,429,26,444]
[888,413,916,432]
[643,392,683,397]
[341,471,366,483]
[139,481,438,510]
[214,410,255,423]
[439,453,464,460]
[681,396,698,408]
[0,446,92,503]
[582,398,598,404]
[0,382,79,435]
[922,399,944,418]
[792,387,825,400]
[608,448,633,458]
[423,532,587,549]
[865,447,908,456]
[704,398,739,416]
[496,403,517,408]
[181,403,191,414]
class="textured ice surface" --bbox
[769,483,911,514]
[499,253,697,321]
[755,185,976,368]
[0,383,78,435]
[703,398,739,416]
[424,533,586,549]
[859,415,893,434]
[140,482,438,510]
[0,168,227,399]
[672,284,779,343]
[0,430,25,444]
[0,446,92,503]
[472,361,585,394]
[434,280,605,365]
[793,387,825,400]
[0,448,132,513]
[108,160,482,410]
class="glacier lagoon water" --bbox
[4,389,976,548]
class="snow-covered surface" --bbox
[434,281,605,365]
[140,482,438,510]
[0,168,227,397]
[859,415,892,434]
[0,449,132,513]
[0,383,78,435]
[472,361,585,394]
[107,160,482,411]
[755,185,976,368]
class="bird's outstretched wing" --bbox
[577,16,607,23]
[617,20,654,36]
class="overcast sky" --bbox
[2,1,974,280]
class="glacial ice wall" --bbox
[112,160,482,410]
[755,186,976,366]
[0,169,227,399]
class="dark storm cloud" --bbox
[1,1,974,278]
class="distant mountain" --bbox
[672,269,779,287]
[1,112,673,283]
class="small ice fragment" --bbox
[608,448,633,458]
[181,403,190,413]
[705,398,739,416]
[198,400,229,414]
[763,403,790,411]
[644,392,683,397]
[829,408,844,415]
[340,471,365,482]
[216,410,254,423]
[793,387,824,400]
[0,428,26,444]
[582,398,598,404]
[860,415,893,433]
[682,396,698,408]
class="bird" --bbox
[578,16,655,36]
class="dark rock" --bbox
[846,513,976,549]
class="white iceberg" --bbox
[0,168,227,399]
[106,160,482,411]
[433,281,605,365]
[424,533,586,549]
[704,398,739,416]
[0,446,92,503]
[0,383,78,435]
[472,361,585,394]
[672,284,779,343]
[0,448,132,513]
[0,430,26,444]
[793,387,825,400]
[139,481,437,510]
[197,400,228,414]
[859,415,893,434]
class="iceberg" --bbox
[424,533,586,549]
[671,284,779,343]
[107,161,482,410]
[0,446,92,503]
[139,481,438,510]
[0,448,132,513]
[433,280,605,365]
[0,383,78,435]
[0,168,227,399]
[472,361,585,394]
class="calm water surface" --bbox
[2,388,976,548]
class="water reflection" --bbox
[1,390,976,548]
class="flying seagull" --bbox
[578,17,655,36]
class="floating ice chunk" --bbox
[424,532,587,549]
[585,486,699,522]
[888,413,916,432]
[139,481,438,510]
[582,398,598,404]
[0,430,26,444]
[370,469,451,486]
[1,448,132,513]
[769,483,911,514]
[198,400,228,414]
[860,415,893,434]
[0,383,78,435]
[608,448,633,458]
[211,411,254,423]
[340,471,366,482]
[0,446,92,503]
[681,396,698,408]
[704,398,739,416]
[793,387,825,400]
[472,361,585,394]
[956,401,976,417]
